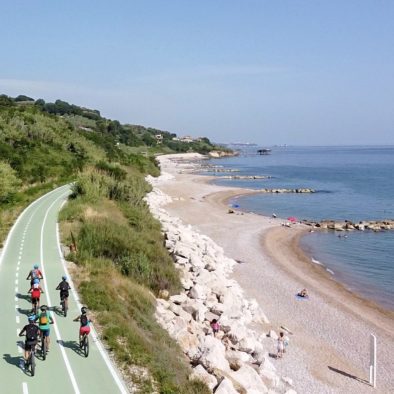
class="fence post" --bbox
[369,334,377,388]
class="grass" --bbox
[59,164,210,393]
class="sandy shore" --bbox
[156,153,394,394]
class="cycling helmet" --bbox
[28,315,35,322]
[33,278,40,284]
[40,305,47,311]
[34,264,39,269]
[81,306,87,314]
[62,275,67,280]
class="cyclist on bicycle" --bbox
[56,275,71,309]
[28,281,44,313]
[26,264,43,289]
[19,315,40,368]
[35,305,54,352]
[73,306,91,342]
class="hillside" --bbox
[0,94,212,393]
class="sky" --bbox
[1,1,393,145]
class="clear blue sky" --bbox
[1,1,393,145]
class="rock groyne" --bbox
[303,219,394,232]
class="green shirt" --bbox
[37,311,52,330]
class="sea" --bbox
[205,146,394,311]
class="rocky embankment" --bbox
[259,188,314,193]
[303,219,394,232]
[208,150,240,158]
[145,173,296,394]
[219,175,272,180]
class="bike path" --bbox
[0,186,128,394]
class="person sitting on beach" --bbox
[298,288,308,298]
[210,319,220,336]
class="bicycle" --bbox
[25,344,36,376]
[60,295,68,317]
[40,331,47,360]
[31,300,39,316]
[80,332,89,357]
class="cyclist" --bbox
[56,275,71,311]
[73,307,91,343]
[35,305,54,353]
[26,264,43,288]
[28,281,44,313]
[19,315,40,368]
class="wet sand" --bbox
[156,154,394,394]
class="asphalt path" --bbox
[0,186,128,394]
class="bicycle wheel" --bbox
[83,335,89,358]
[30,351,36,376]
[41,334,46,360]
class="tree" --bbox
[0,161,21,202]
[34,99,46,108]
[14,95,34,102]
[142,133,156,146]
[0,95,14,107]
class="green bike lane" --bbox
[0,186,128,394]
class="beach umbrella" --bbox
[287,216,297,222]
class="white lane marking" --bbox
[56,220,128,393]
[16,305,19,310]
[41,194,80,394]
[15,296,18,302]
[0,184,69,270]
[16,316,20,324]
[15,286,18,293]
[17,266,20,271]
[16,328,20,336]
[15,279,18,284]
[22,382,28,394]
[16,272,19,277]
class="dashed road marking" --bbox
[22,382,28,394]
[15,286,18,293]
[41,194,81,394]
[16,316,20,324]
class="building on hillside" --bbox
[155,134,163,144]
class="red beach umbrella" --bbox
[287,217,297,223]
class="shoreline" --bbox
[214,188,394,323]
[155,153,394,393]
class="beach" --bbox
[155,153,394,394]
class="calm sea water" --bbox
[207,146,394,310]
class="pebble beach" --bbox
[148,153,394,394]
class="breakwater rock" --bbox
[146,173,297,394]
[201,168,241,173]
[260,188,315,194]
[220,175,272,180]
[303,219,394,232]
[208,150,240,158]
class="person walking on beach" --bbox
[210,319,220,337]
[277,332,285,358]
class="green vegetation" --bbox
[59,168,209,392]
[0,93,217,392]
